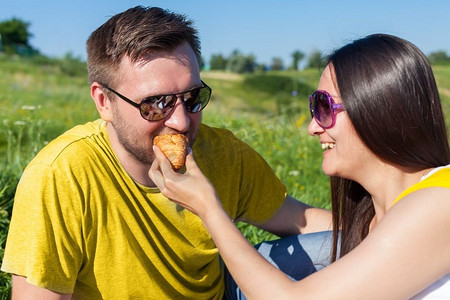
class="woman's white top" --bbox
[411,274,450,299]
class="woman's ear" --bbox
[91,82,113,122]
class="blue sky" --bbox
[2,0,449,67]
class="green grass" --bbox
[0,56,449,297]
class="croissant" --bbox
[153,134,189,170]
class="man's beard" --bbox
[111,110,154,165]
[109,103,200,166]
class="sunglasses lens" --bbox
[313,91,333,128]
[184,87,211,113]
[139,86,211,121]
[140,96,177,121]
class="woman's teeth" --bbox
[321,143,335,150]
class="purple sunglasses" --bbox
[309,90,345,129]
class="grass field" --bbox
[0,55,449,298]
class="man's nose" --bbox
[163,99,191,132]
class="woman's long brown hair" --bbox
[327,34,450,261]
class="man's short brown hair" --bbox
[86,6,201,86]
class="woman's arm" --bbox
[150,148,450,299]
[149,147,301,297]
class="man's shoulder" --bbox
[198,123,236,139]
[194,123,266,171]
[196,123,247,149]
[30,119,107,166]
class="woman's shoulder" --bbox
[392,165,450,206]
[390,181,450,221]
[398,164,450,208]
[422,164,450,187]
[384,185,450,263]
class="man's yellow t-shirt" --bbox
[2,120,286,299]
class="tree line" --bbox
[2,17,450,74]
[0,18,38,56]
[207,49,324,73]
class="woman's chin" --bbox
[321,163,334,176]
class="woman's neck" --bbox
[360,163,431,227]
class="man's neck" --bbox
[106,123,156,187]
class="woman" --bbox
[150,34,450,299]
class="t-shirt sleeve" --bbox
[1,163,83,293]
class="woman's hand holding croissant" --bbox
[149,146,222,219]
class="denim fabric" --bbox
[223,230,336,300]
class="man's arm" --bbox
[12,275,72,300]
[257,195,332,236]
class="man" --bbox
[2,6,330,299]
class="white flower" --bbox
[288,170,300,176]
[21,105,37,111]
[13,121,26,126]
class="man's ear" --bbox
[91,82,113,122]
